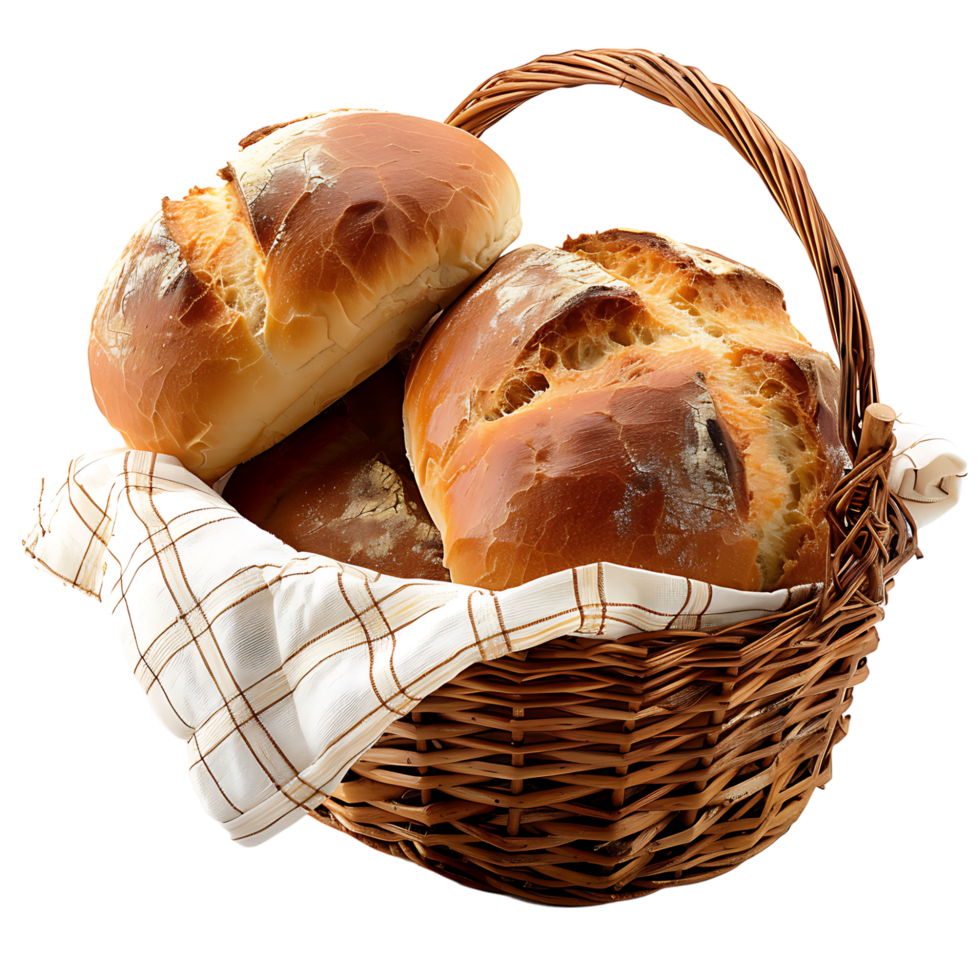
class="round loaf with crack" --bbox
[89,110,521,484]
[404,229,848,592]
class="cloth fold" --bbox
[890,421,967,527]
[23,431,964,844]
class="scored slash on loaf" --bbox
[88,110,521,485]
[405,229,849,592]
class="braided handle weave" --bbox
[446,49,876,461]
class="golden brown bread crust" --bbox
[405,230,848,592]
[223,361,449,581]
[89,110,521,484]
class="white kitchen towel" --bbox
[23,434,964,845]
[891,421,967,527]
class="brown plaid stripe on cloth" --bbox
[23,434,960,844]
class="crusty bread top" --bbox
[405,230,847,592]
[89,111,521,484]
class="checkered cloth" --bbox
[23,423,963,845]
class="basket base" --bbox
[313,767,822,906]
[310,621,873,906]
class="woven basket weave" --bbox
[313,48,919,906]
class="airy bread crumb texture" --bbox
[563,231,840,589]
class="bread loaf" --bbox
[223,360,449,581]
[404,229,848,592]
[89,110,521,484]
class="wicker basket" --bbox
[312,49,919,906]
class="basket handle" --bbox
[446,48,876,461]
